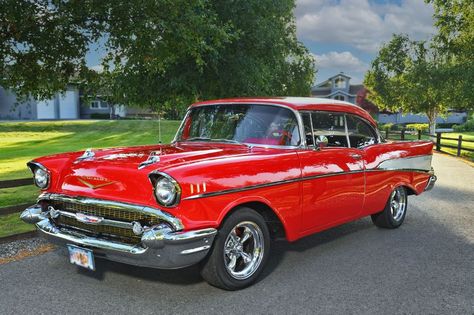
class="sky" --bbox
[86,0,436,86]
[296,0,436,84]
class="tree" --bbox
[427,0,474,110]
[364,34,446,134]
[0,0,102,100]
[1,0,315,113]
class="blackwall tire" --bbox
[200,207,270,290]
[371,186,408,229]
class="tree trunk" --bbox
[426,107,437,135]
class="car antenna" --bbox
[158,109,162,144]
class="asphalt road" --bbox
[0,153,472,314]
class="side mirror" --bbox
[316,135,328,149]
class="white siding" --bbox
[37,99,57,119]
[59,89,79,119]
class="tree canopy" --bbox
[364,35,446,133]
[0,0,315,112]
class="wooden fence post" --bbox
[401,128,405,140]
[457,135,463,157]
[418,130,422,140]
[436,132,441,151]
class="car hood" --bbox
[35,142,261,204]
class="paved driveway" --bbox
[0,154,472,314]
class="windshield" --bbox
[175,104,301,147]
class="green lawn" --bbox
[438,132,474,161]
[387,131,474,161]
[0,119,181,180]
[0,119,181,238]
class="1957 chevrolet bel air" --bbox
[21,97,436,290]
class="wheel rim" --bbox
[390,187,407,221]
[223,221,265,280]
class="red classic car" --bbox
[21,97,436,290]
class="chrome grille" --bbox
[45,200,161,244]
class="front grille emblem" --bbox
[76,212,104,225]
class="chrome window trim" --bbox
[172,102,306,150]
[38,193,184,231]
[298,110,381,150]
[345,113,381,149]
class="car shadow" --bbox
[74,216,376,286]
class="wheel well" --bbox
[404,185,417,196]
[223,202,286,240]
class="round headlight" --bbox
[154,176,178,206]
[34,167,50,189]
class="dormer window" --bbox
[334,95,345,101]
[335,77,346,88]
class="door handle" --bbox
[350,153,362,160]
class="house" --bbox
[311,73,363,104]
[311,73,467,126]
[0,86,153,120]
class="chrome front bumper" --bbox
[20,204,217,269]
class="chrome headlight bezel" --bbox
[149,171,181,207]
[27,161,50,190]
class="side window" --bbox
[346,115,378,148]
[301,111,348,148]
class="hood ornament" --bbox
[138,152,161,169]
[75,148,95,163]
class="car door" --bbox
[297,111,365,233]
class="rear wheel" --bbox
[200,208,270,290]
[371,186,408,229]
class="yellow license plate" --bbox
[67,244,95,271]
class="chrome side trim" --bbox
[376,155,432,172]
[183,166,433,201]
[38,193,184,231]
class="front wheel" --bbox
[371,186,408,229]
[200,208,270,290]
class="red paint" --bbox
[32,98,434,242]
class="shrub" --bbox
[406,123,429,131]
[379,123,394,131]
[90,113,110,119]
[453,119,474,132]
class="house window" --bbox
[334,95,345,101]
[90,100,109,109]
[335,77,346,88]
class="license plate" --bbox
[67,244,95,271]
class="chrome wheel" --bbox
[223,221,264,280]
[390,187,407,221]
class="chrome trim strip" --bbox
[37,219,147,254]
[56,209,134,229]
[38,193,184,231]
[183,166,433,201]
[180,245,211,255]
